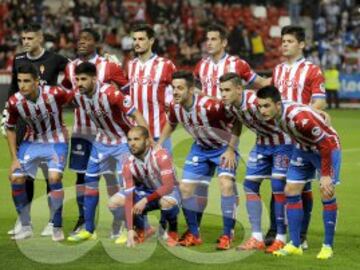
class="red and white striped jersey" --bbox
[194,53,257,99]
[279,101,340,176]
[127,54,176,138]
[228,90,292,146]
[6,86,72,143]
[122,148,177,202]
[168,94,234,148]
[74,83,135,145]
[272,58,326,105]
[61,54,128,135]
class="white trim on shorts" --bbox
[286,179,313,184]
[218,172,236,178]
[181,179,210,185]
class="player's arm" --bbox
[250,75,271,89]
[294,112,335,197]
[5,103,21,174]
[133,151,175,215]
[221,119,242,170]
[157,122,177,149]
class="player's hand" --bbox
[1,108,9,137]
[320,176,334,199]
[221,147,237,170]
[127,229,137,248]
[133,198,148,215]
[104,53,121,65]
[10,159,21,178]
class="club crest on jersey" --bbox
[123,96,132,108]
[311,126,321,136]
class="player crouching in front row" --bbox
[256,86,341,260]
[108,126,180,247]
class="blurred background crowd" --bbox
[0,0,359,74]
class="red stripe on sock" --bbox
[274,193,286,203]
[12,190,25,196]
[324,203,337,211]
[85,189,99,196]
[287,201,303,209]
[246,194,261,201]
[51,190,64,199]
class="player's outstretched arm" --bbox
[156,122,176,150]
[251,75,272,89]
[6,128,20,176]
[221,120,242,170]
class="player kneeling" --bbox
[108,126,180,247]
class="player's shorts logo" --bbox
[24,154,30,161]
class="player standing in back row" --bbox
[193,23,270,234]
[270,25,328,248]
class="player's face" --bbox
[132,31,154,55]
[257,98,280,120]
[206,31,226,56]
[220,80,241,105]
[75,74,96,95]
[18,73,39,98]
[21,32,43,53]
[281,34,305,57]
[78,32,96,56]
[172,79,191,105]
[127,130,149,157]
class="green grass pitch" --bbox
[0,109,359,270]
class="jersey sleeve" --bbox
[146,149,176,202]
[107,62,129,88]
[167,103,178,126]
[235,58,257,86]
[163,60,176,84]
[52,86,75,105]
[8,59,19,98]
[6,97,19,129]
[308,66,326,99]
[57,54,70,73]
[109,89,136,116]
[293,111,334,176]
[60,63,73,90]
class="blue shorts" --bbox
[287,148,341,184]
[245,144,293,181]
[86,141,130,177]
[119,185,181,209]
[182,143,238,185]
[69,137,94,173]
[14,141,68,179]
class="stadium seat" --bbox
[252,6,267,19]
[278,16,291,27]
[269,26,281,38]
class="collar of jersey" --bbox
[88,53,99,64]
[26,48,46,60]
[285,56,305,67]
[210,52,227,64]
[184,95,196,112]
[138,53,157,65]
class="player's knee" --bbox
[219,176,235,196]
[108,194,125,209]
[180,182,196,199]
[160,197,177,209]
